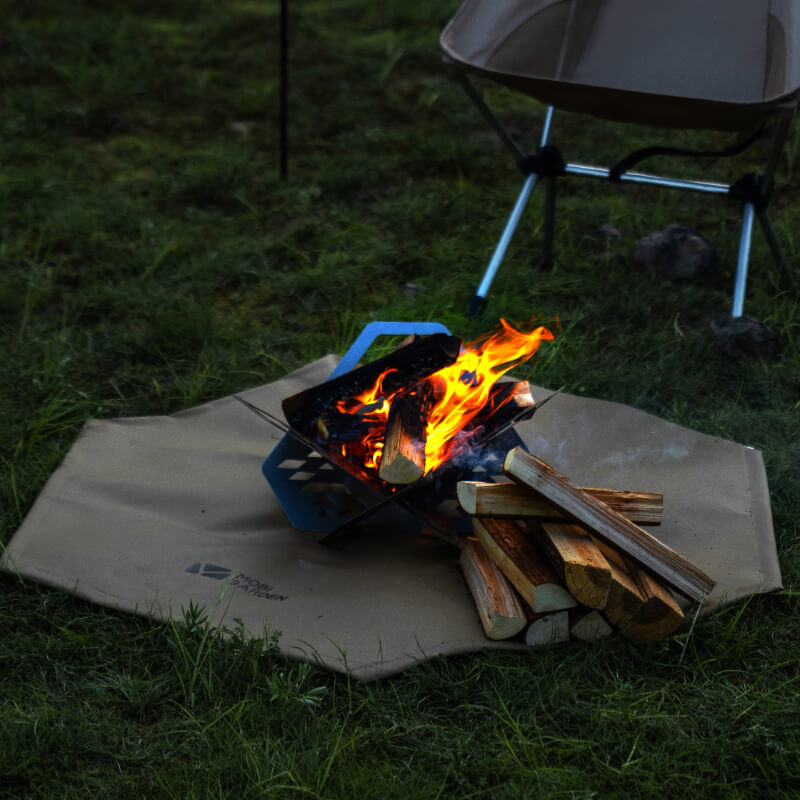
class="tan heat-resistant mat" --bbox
[1,356,781,679]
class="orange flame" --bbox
[423,319,553,470]
[334,319,554,478]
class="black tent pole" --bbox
[279,0,288,180]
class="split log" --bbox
[315,412,373,444]
[527,521,612,609]
[379,382,436,484]
[570,609,613,641]
[525,611,570,647]
[504,447,716,601]
[459,538,527,640]
[471,380,534,429]
[472,517,577,613]
[396,333,419,349]
[489,380,535,414]
[282,332,461,433]
[457,481,663,525]
[618,571,685,642]
[444,380,535,454]
[591,537,649,627]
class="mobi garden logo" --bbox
[185,563,288,601]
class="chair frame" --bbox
[455,72,795,318]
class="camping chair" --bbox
[440,0,800,318]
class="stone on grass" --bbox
[595,223,621,242]
[634,224,718,279]
[710,314,773,359]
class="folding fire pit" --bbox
[260,321,546,543]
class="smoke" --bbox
[445,427,507,476]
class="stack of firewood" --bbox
[457,447,716,645]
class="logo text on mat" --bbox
[185,563,289,601]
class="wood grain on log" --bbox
[459,539,527,640]
[591,537,648,627]
[528,521,612,610]
[472,517,577,613]
[618,571,685,641]
[457,481,662,524]
[504,447,715,601]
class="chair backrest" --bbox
[441,0,800,130]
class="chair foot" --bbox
[710,314,773,360]
[467,295,487,317]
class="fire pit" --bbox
[260,320,551,541]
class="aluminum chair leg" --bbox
[731,202,756,318]
[469,172,538,315]
[730,114,793,316]
[465,101,557,314]
[542,176,557,269]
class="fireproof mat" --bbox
[1,356,782,680]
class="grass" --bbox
[1,0,799,796]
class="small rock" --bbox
[595,223,621,242]
[634,224,718,279]
[230,120,256,135]
[710,314,773,359]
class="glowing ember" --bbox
[334,319,554,478]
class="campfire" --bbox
[281,320,553,488]
[253,320,715,648]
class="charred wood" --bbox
[282,333,461,433]
[315,412,373,444]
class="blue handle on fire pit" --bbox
[262,321,451,532]
[329,321,451,379]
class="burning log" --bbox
[503,447,716,601]
[459,538,527,640]
[472,517,577,613]
[379,380,535,486]
[456,380,535,439]
[524,611,570,647]
[457,481,663,525]
[526,520,612,610]
[478,380,534,420]
[378,382,436,484]
[569,609,613,641]
[315,412,373,444]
